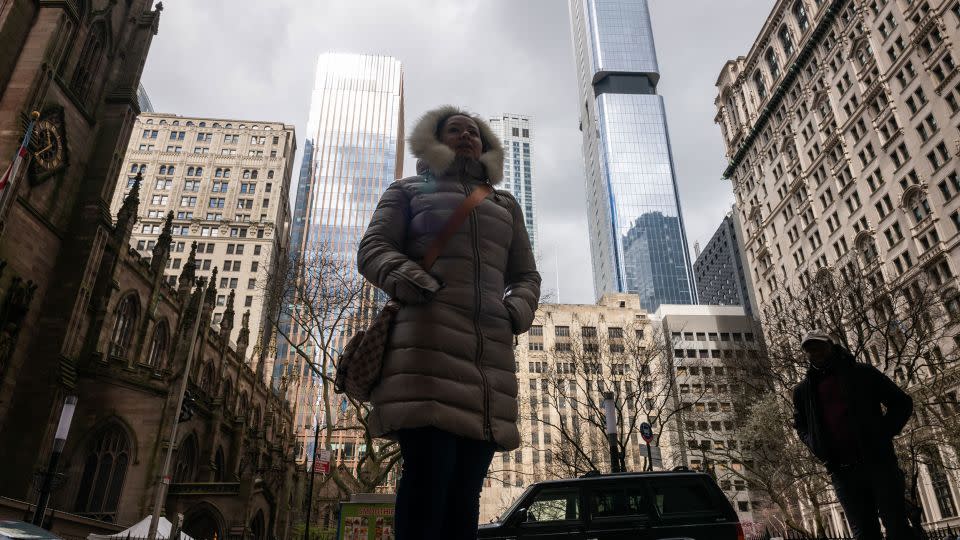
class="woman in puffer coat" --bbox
[357,105,541,539]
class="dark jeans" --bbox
[395,427,496,540]
[830,457,919,540]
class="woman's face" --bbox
[440,115,483,160]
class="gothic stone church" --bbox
[0,2,301,538]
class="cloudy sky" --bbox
[142,0,772,305]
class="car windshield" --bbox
[494,485,536,522]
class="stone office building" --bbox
[715,0,960,532]
[109,113,297,366]
[0,1,300,537]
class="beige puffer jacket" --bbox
[357,106,541,450]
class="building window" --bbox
[779,25,794,56]
[173,434,199,483]
[925,446,958,518]
[907,192,931,223]
[109,295,139,359]
[794,1,809,31]
[74,424,130,521]
[70,22,107,104]
[147,323,169,369]
[754,71,767,99]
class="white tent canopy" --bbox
[88,516,194,540]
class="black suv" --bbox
[478,469,745,540]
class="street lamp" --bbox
[32,395,78,526]
[304,416,322,540]
[602,391,621,473]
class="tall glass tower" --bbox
[488,113,537,253]
[294,53,405,267]
[569,0,696,311]
[279,53,404,462]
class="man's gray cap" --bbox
[801,330,834,348]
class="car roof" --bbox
[533,470,711,488]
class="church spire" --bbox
[236,310,251,358]
[178,241,198,300]
[150,211,174,275]
[114,172,141,244]
[204,267,218,308]
[219,288,235,342]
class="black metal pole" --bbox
[602,392,621,473]
[645,442,653,471]
[33,395,77,527]
[31,448,61,526]
[303,419,322,540]
[606,433,621,473]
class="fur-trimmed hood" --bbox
[408,105,504,185]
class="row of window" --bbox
[144,178,273,195]
[129,164,275,181]
[136,144,279,158]
[670,331,754,342]
[140,130,280,145]
[529,325,641,339]
[141,118,279,130]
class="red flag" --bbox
[0,113,39,194]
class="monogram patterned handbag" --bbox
[334,183,493,402]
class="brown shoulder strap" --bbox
[421,184,494,270]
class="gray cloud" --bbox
[142,0,773,306]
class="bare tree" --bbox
[263,241,402,502]
[524,322,707,479]
[689,251,960,536]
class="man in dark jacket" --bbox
[793,330,916,540]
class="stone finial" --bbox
[114,172,142,242]
[220,289,235,340]
[204,267,218,307]
[236,310,251,358]
[178,241,198,299]
[150,211,174,275]
[267,332,277,358]
[187,277,206,321]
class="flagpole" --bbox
[147,281,206,540]
[0,111,40,225]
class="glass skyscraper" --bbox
[279,53,404,462]
[488,113,537,253]
[294,53,404,266]
[569,0,697,311]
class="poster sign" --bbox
[338,502,395,540]
[313,449,331,474]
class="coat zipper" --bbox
[464,180,493,441]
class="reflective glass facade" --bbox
[296,53,404,263]
[489,114,537,252]
[570,0,696,311]
[277,54,404,445]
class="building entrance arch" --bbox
[182,503,225,540]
